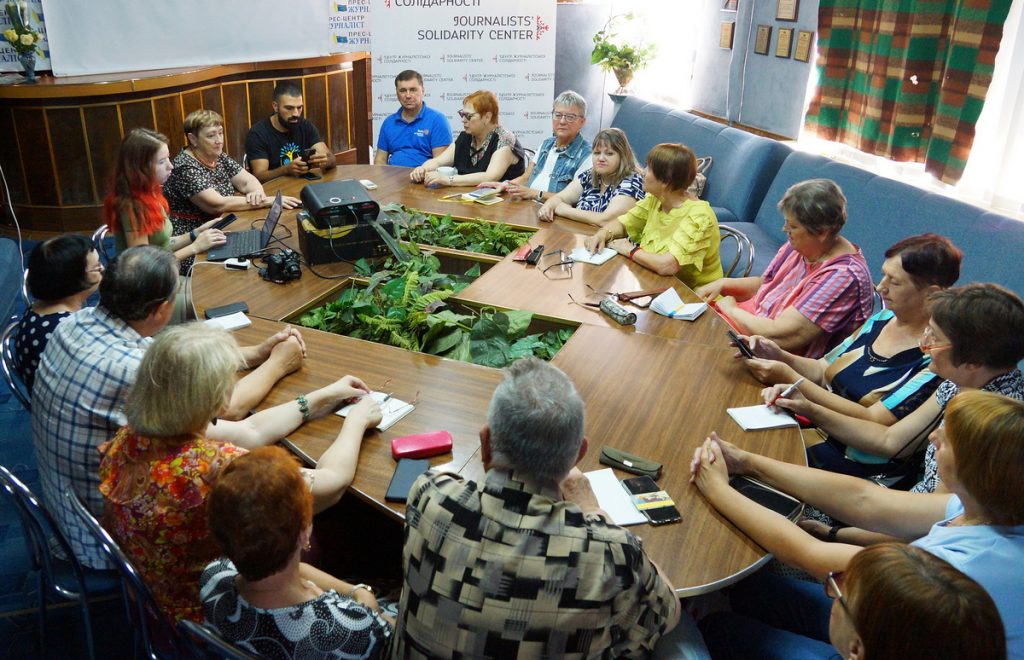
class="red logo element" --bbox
[384,0,391,6]
[536,17,549,39]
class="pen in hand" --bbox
[771,377,805,406]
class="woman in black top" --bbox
[410,90,525,188]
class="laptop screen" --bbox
[261,191,283,245]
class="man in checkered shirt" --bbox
[393,358,681,658]
[32,246,304,569]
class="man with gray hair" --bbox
[32,246,305,569]
[393,357,680,657]
[485,90,592,203]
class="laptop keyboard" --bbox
[224,230,262,256]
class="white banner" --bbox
[0,0,49,75]
[366,0,557,159]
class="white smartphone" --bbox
[359,179,378,190]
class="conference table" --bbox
[193,164,806,596]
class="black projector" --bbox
[297,180,391,265]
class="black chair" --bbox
[719,225,756,278]
[177,620,257,660]
[1,318,31,411]
[0,464,120,660]
[64,489,194,660]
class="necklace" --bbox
[188,147,218,169]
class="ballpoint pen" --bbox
[771,377,805,405]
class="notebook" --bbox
[727,404,800,431]
[650,288,708,321]
[584,468,646,526]
[336,391,416,432]
[206,191,283,261]
[569,246,616,266]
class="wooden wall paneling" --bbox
[13,108,59,206]
[83,104,122,203]
[221,82,249,162]
[327,70,350,154]
[120,100,155,135]
[200,86,224,126]
[153,95,184,147]
[47,107,93,206]
[352,57,371,163]
[246,79,275,158]
[0,108,27,204]
[182,91,202,118]
[303,74,329,152]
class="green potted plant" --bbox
[591,12,655,94]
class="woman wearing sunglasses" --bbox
[410,90,525,188]
[689,389,1024,658]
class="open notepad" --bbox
[727,404,800,431]
[649,288,708,321]
[569,246,617,266]
[336,391,415,431]
[203,311,251,331]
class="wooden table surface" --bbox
[195,164,806,595]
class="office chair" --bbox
[0,464,121,660]
[177,620,258,660]
[64,489,194,660]
[719,225,756,278]
[1,318,31,412]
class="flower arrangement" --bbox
[3,1,42,56]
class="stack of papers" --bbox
[727,404,800,430]
[650,288,708,321]
[203,311,251,331]
[584,468,646,526]
[569,247,617,265]
[337,391,416,431]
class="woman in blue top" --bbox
[537,128,645,227]
[690,389,1024,659]
[737,234,962,478]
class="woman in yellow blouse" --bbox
[584,143,722,289]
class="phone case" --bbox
[385,458,431,502]
[391,430,453,460]
[204,301,249,319]
[512,244,534,262]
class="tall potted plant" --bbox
[591,12,655,94]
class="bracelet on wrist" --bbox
[628,245,641,260]
[189,229,197,242]
[535,190,544,203]
[349,583,373,598]
[827,524,842,542]
[296,394,310,421]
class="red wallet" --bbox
[391,430,453,460]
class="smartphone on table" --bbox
[729,476,803,521]
[210,213,237,231]
[385,458,431,503]
[621,475,682,525]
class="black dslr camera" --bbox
[259,249,302,284]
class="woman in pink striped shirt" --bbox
[696,179,873,358]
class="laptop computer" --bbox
[206,191,283,261]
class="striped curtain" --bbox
[805,0,1013,184]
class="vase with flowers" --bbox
[4,1,43,83]
[591,12,655,95]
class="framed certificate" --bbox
[720,22,735,50]
[775,27,794,58]
[776,0,799,21]
[754,25,772,55]
[794,30,814,62]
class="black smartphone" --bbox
[300,147,317,162]
[729,476,803,521]
[204,300,249,319]
[727,329,755,359]
[302,171,322,181]
[621,475,682,525]
[385,458,431,503]
[211,213,237,231]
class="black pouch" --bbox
[599,446,663,479]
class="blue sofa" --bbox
[611,97,790,226]
[611,97,1024,297]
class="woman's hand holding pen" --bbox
[761,382,811,415]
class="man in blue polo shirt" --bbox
[374,70,452,168]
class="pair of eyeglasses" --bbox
[551,111,581,122]
[540,249,574,279]
[918,326,951,353]
[824,571,853,618]
[457,110,479,120]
